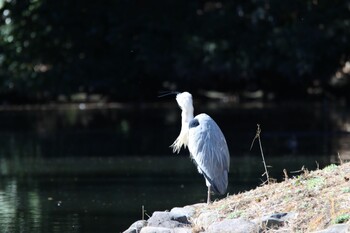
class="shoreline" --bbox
[124,162,350,232]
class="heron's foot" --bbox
[207,197,211,204]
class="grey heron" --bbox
[171,91,230,204]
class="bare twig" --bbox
[290,166,309,177]
[249,124,260,151]
[142,205,150,220]
[250,124,270,185]
[338,152,343,165]
[290,165,306,173]
[283,169,289,180]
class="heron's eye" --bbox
[189,119,199,128]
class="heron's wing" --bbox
[188,113,230,194]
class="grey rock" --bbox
[257,212,297,229]
[312,224,350,233]
[140,226,172,233]
[173,228,192,233]
[171,214,188,224]
[140,227,192,233]
[170,206,195,218]
[123,220,147,233]
[194,211,220,230]
[147,211,190,228]
[207,218,259,233]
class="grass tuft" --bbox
[333,213,350,224]
[323,164,337,172]
[227,210,244,219]
[306,177,325,190]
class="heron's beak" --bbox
[158,91,180,98]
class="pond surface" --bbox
[0,101,349,232]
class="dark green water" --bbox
[0,101,349,232]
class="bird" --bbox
[171,91,230,204]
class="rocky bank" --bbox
[123,162,350,233]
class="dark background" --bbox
[0,0,349,104]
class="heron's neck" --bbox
[181,107,194,127]
[171,107,193,153]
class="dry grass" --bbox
[191,162,350,232]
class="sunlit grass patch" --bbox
[333,213,350,224]
[306,177,325,190]
[227,210,244,219]
[323,164,337,172]
[342,187,350,193]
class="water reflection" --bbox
[0,154,333,232]
[0,179,17,233]
[0,101,348,232]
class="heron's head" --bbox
[176,92,193,112]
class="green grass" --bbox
[342,187,350,193]
[333,213,350,224]
[306,177,325,190]
[227,210,244,219]
[323,164,337,173]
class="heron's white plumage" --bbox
[171,91,230,199]
[171,92,194,153]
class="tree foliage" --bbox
[0,0,349,102]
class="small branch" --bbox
[290,166,305,173]
[283,169,289,180]
[338,152,343,165]
[290,165,309,176]
[250,124,270,185]
[249,124,260,151]
[142,205,150,220]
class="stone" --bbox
[171,214,189,224]
[123,220,147,233]
[170,206,195,218]
[207,218,259,233]
[173,228,192,233]
[140,227,192,233]
[312,223,350,233]
[256,212,298,230]
[194,212,220,230]
[147,211,190,228]
[140,226,172,233]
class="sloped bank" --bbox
[124,162,350,232]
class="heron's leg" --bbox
[207,186,211,204]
